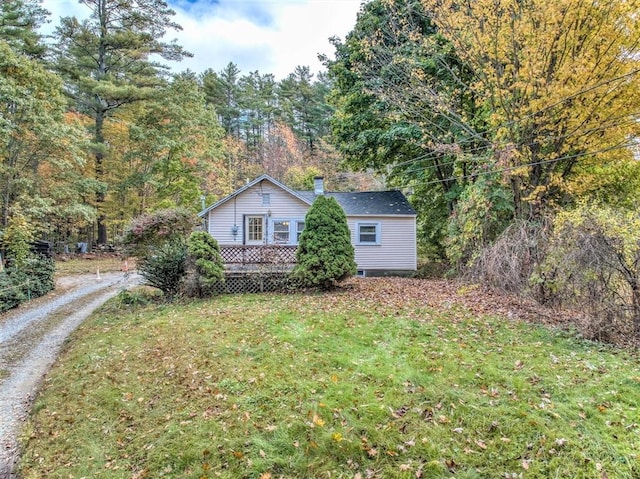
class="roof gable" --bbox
[198,174,312,217]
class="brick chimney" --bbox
[313,176,324,196]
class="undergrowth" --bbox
[20,287,640,478]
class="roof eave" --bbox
[345,213,417,218]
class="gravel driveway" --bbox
[0,271,140,479]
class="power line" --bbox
[403,140,636,189]
[384,111,640,175]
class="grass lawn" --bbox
[20,279,639,478]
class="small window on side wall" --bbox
[357,222,380,245]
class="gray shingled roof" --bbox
[198,174,417,218]
[296,190,416,216]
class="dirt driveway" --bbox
[0,272,140,479]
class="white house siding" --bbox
[348,216,417,271]
[207,182,309,245]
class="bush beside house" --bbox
[294,195,356,289]
[185,231,224,297]
[124,210,225,300]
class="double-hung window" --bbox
[271,219,305,244]
[272,220,290,244]
[356,222,381,245]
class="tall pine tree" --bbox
[53,0,190,244]
[0,0,48,58]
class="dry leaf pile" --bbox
[339,277,583,328]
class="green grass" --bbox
[20,288,640,478]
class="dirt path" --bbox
[0,272,140,479]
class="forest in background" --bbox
[0,0,379,250]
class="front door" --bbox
[245,215,266,245]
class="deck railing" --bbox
[219,245,297,266]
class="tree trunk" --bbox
[631,279,640,337]
[95,108,107,245]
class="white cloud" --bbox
[42,0,361,79]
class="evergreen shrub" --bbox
[294,195,356,289]
[185,231,224,297]
[137,239,188,301]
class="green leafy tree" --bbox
[53,0,191,245]
[2,205,34,267]
[118,73,224,215]
[294,195,356,289]
[326,0,486,256]
[446,170,514,268]
[0,41,87,231]
[422,0,640,218]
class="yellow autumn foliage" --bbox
[422,0,640,206]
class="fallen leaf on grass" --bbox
[312,413,325,427]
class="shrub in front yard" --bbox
[124,209,199,301]
[123,208,198,258]
[0,270,26,312]
[1,206,35,268]
[294,195,356,289]
[185,231,224,297]
[0,256,55,312]
[137,239,188,301]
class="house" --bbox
[198,174,417,276]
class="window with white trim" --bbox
[270,219,305,245]
[262,193,271,206]
[356,222,381,245]
[273,220,290,244]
